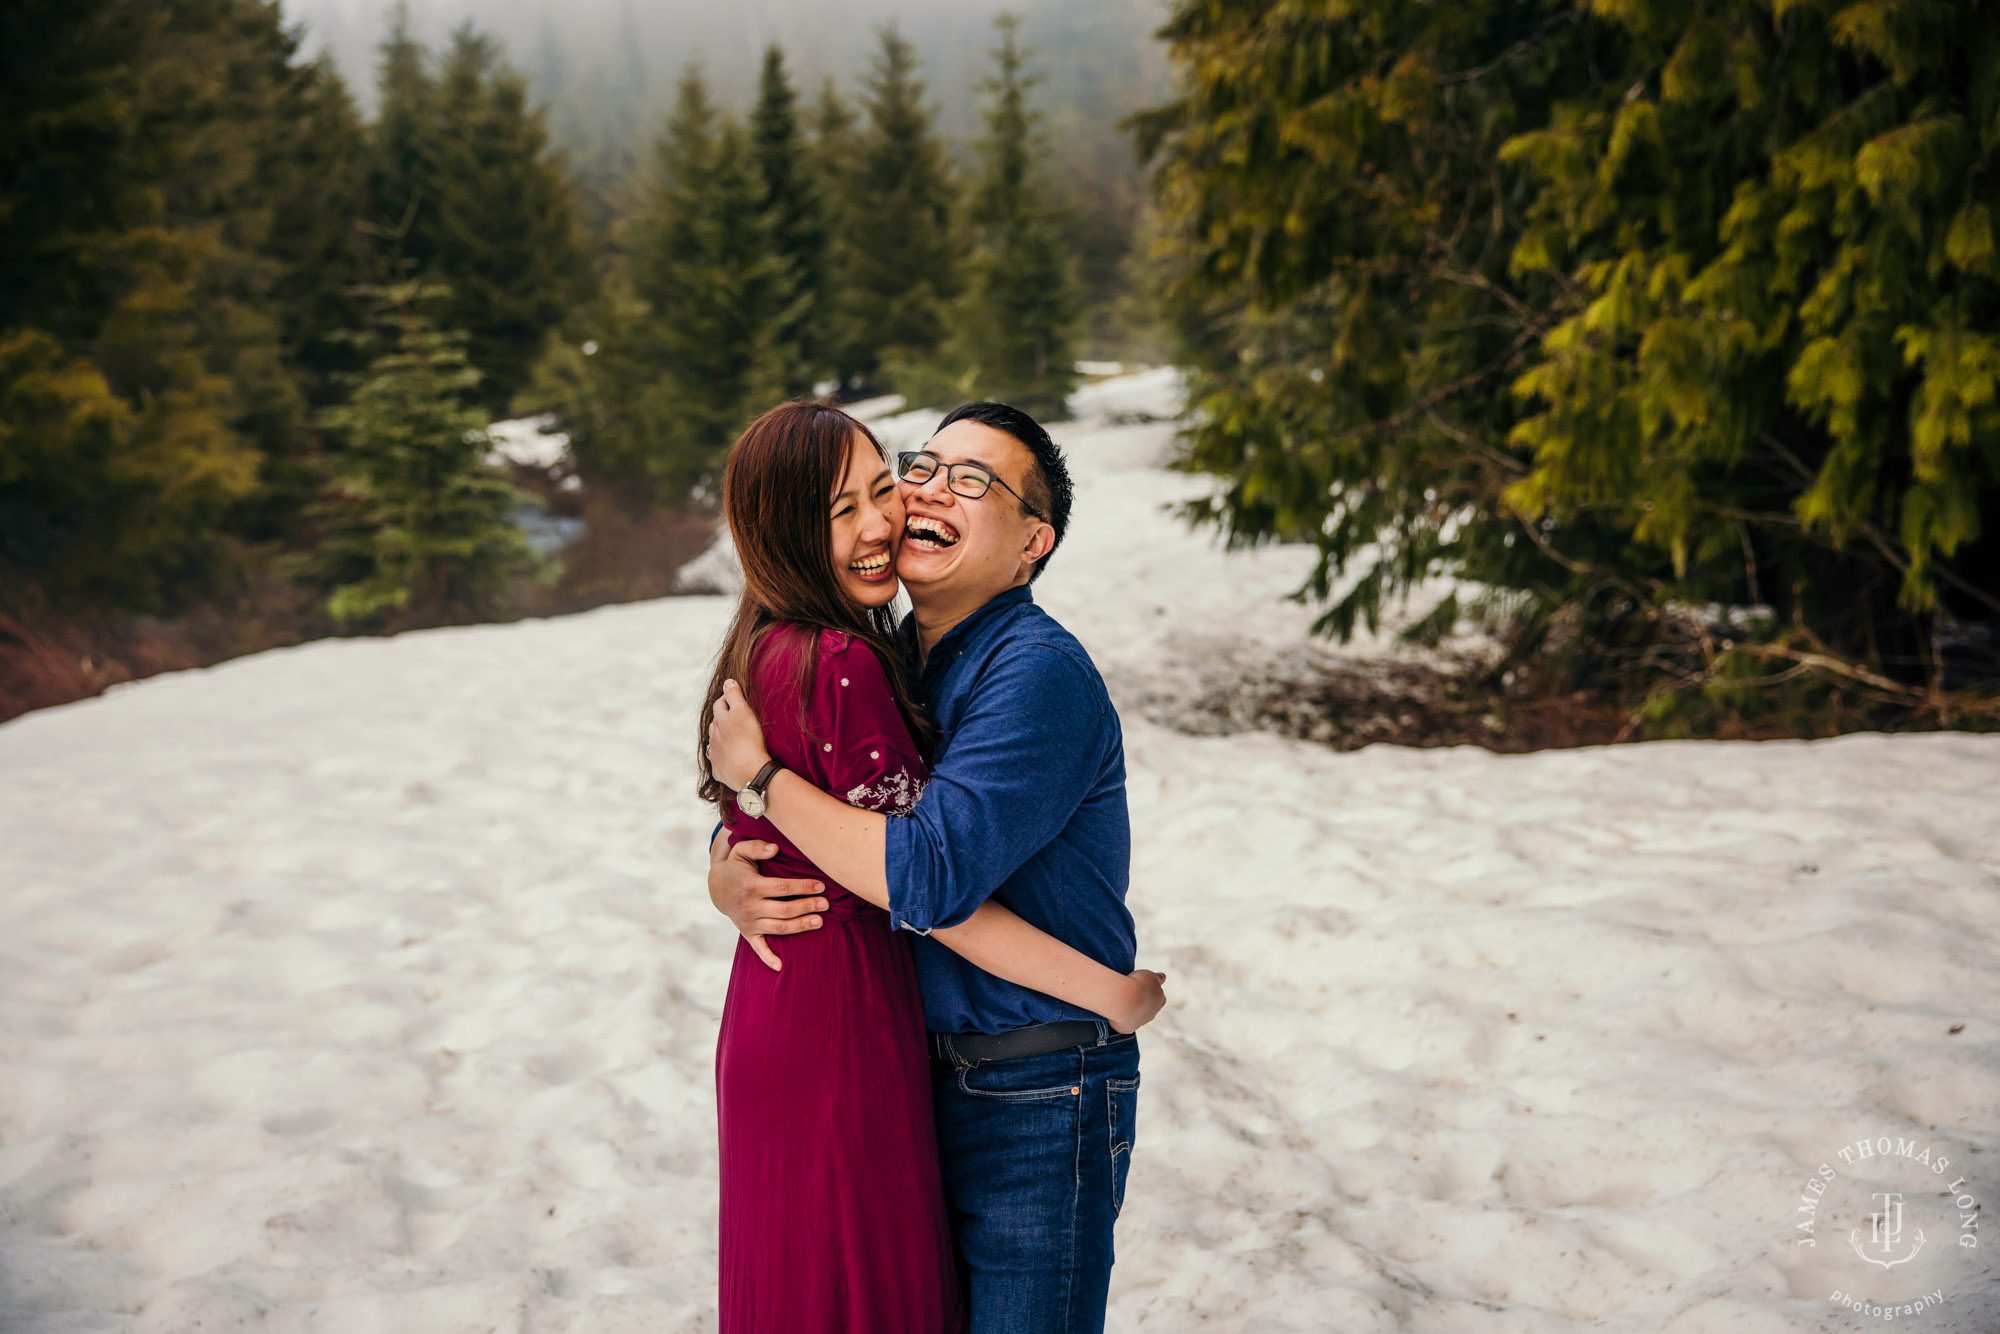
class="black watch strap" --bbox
[744,758,784,798]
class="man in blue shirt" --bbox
[704,401,1162,1333]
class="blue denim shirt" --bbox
[885,585,1135,1034]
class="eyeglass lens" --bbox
[898,452,992,500]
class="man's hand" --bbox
[1108,969,1168,1035]
[709,836,827,971]
[706,679,771,792]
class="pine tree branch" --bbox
[1751,434,2000,621]
[1316,328,1538,446]
[1434,14,1581,86]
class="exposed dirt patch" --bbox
[1135,646,1633,752]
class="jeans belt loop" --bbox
[1094,1019,1109,1046]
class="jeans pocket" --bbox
[956,1050,1081,1102]
[1107,1074,1140,1215]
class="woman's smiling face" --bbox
[830,429,903,609]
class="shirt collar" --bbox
[900,584,1035,669]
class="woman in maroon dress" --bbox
[695,402,1160,1333]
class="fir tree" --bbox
[1140,0,2000,719]
[310,282,538,627]
[263,55,373,412]
[367,3,435,256]
[517,294,678,492]
[811,78,858,207]
[810,78,866,393]
[551,68,801,498]
[750,45,829,395]
[0,0,367,608]
[956,15,1080,419]
[244,52,374,545]
[423,25,593,414]
[845,27,960,390]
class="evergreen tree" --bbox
[810,78,867,393]
[649,72,803,470]
[750,45,829,395]
[1140,0,2000,720]
[811,77,859,212]
[309,282,539,627]
[423,25,593,414]
[367,4,435,255]
[536,68,801,500]
[1,0,368,609]
[845,27,960,391]
[245,53,375,544]
[517,294,679,492]
[263,55,373,412]
[956,15,1081,419]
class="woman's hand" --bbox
[1109,968,1168,1034]
[707,679,771,791]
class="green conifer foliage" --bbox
[957,15,1081,419]
[1499,0,2000,685]
[1,0,368,608]
[1142,0,1999,712]
[810,78,868,393]
[751,46,831,395]
[845,27,961,390]
[528,69,804,502]
[310,283,539,627]
[367,20,591,415]
[263,56,373,413]
[368,5,436,251]
[422,26,593,414]
[618,69,802,492]
[517,297,678,491]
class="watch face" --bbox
[737,788,765,819]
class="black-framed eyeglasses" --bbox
[894,450,1045,521]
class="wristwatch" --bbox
[736,759,784,820]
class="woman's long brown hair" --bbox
[696,400,936,819]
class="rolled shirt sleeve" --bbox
[885,643,1108,932]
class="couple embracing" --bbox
[697,398,1169,1333]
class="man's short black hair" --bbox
[934,400,1073,583]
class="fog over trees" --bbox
[281,0,1170,195]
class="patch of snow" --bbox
[1068,365,1187,429]
[484,414,571,471]
[671,529,741,596]
[1,371,1995,1333]
[840,393,906,423]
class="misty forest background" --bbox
[3,0,1997,741]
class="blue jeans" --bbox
[930,1024,1141,1334]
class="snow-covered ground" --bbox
[2,371,1995,1333]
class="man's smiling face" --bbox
[895,420,1052,606]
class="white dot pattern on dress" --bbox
[840,678,849,686]
[870,750,880,760]
[822,743,832,751]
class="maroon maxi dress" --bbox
[714,624,963,1333]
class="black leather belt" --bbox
[929,1019,1104,1064]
